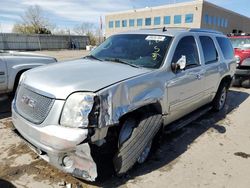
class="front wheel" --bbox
[212,82,228,111]
[113,113,162,175]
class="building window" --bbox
[109,21,114,28]
[185,14,193,23]
[208,16,212,25]
[174,15,182,24]
[154,16,161,25]
[122,20,127,27]
[217,17,221,27]
[137,18,143,26]
[129,19,135,27]
[221,18,226,27]
[204,14,209,24]
[145,18,151,26]
[213,16,217,26]
[115,20,120,28]
[225,19,228,28]
[164,16,171,24]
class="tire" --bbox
[241,78,250,88]
[232,76,242,87]
[113,113,162,175]
[212,82,228,112]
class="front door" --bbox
[167,36,206,123]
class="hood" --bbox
[23,59,151,99]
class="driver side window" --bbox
[172,36,200,69]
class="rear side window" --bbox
[172,36,200,68]
[199,36,218,64]
[216,37,234,59]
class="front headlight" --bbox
[60,92,95,128]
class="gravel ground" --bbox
[0,51,250,188]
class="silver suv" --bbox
[12,28,236,181]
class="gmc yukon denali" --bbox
[12,28,236,181]
[0,51,56,96]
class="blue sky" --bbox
[0,0,249,33]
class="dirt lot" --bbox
[35,50,89,61]
[1,50,250,188]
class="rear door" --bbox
[198,35,221,101]
[0,57,7,91]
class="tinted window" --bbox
[164,16,171,24]
[122,20,127,27]
[172,36,200,68]
[174,15,182,24]
[185,14,193,23]
[129,19,135,27]
[115,20,120,28]
[204,14,209,24]
[217,17,221,27]
[137,18,143,26]
[208,16,212,25]
[145,18,151,26]
[199,36,218,64]
[154,17,161,25]
[109,21,114,28]
[213,16,217,26]
[217,37,234,59]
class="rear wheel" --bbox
[113,113,162,175]
[212,82,228,111]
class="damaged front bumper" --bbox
[12,105,97,181]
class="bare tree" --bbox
[74,22,95,35]
[12,5,54,34]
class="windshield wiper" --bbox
[104,58,140,68]
[84,54,103,61]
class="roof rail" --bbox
[189,28,223,34]
[227,33,250,36]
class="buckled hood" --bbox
[22,58,150,99]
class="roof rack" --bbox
[189,28,223,34]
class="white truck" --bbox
[0,51,57,96]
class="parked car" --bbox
[229,34,250,87]
[0,51,57,96]
[12,28,236,181]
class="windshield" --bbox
[90,34,172,69]
[230,38,250,50]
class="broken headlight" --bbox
[60,93,95,128]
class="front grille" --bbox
[15,85,54,124]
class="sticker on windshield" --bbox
[145,36,165,41]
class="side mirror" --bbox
[171,55,186,73]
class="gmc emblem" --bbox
[21,95,36,109]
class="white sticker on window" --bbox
[145,36,165,41]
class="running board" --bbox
[164,105,212,134]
